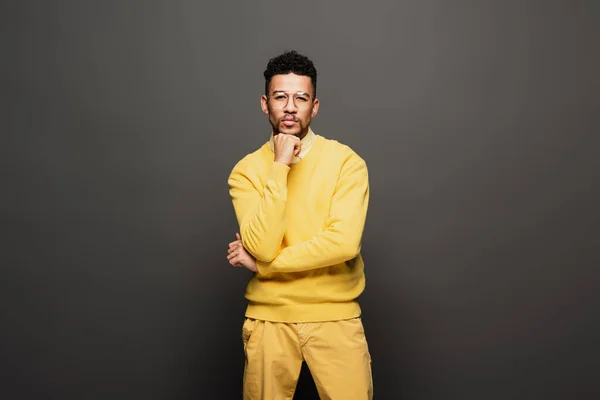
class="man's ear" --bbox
[311,98,320,117]
[260,95,269,115]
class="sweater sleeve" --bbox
[256,155,369,275]
[228,161,290,262]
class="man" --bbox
[227,50,372,399]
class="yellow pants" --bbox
[242,317,373,399]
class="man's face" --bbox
[261,73,319,139]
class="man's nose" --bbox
[283,97,297,112]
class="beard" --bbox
[269,116,310,138]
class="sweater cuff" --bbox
[269,161,290,183]
[256,260,273,277]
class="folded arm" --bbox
[228,161,290,262]
[256,155,369,275]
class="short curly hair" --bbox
[263,50,317,96]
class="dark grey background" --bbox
[3,0,599,399]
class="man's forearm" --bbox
[255,220,365,275]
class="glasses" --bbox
[267,91,314,110]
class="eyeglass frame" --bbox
[265,91,316,110]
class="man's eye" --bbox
[297,97,308,102]
[274,96,286,100]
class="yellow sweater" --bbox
[228,132,369,323]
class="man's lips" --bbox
[282,118,297,127]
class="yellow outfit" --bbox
[242,317,372,399]
[229,129,372,399]
[229,129,369,322]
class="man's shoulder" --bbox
[229,142,271,176]
[317,135,366,165]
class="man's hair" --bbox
[263,50,317,96]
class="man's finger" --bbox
[236,232,241,241]
[228,240,241,248]
[227,251,237,261]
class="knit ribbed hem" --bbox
[245,301,361,323]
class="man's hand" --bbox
[227,233,257,272]
[273,133,302,166]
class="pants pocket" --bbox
[242,318,257,348]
